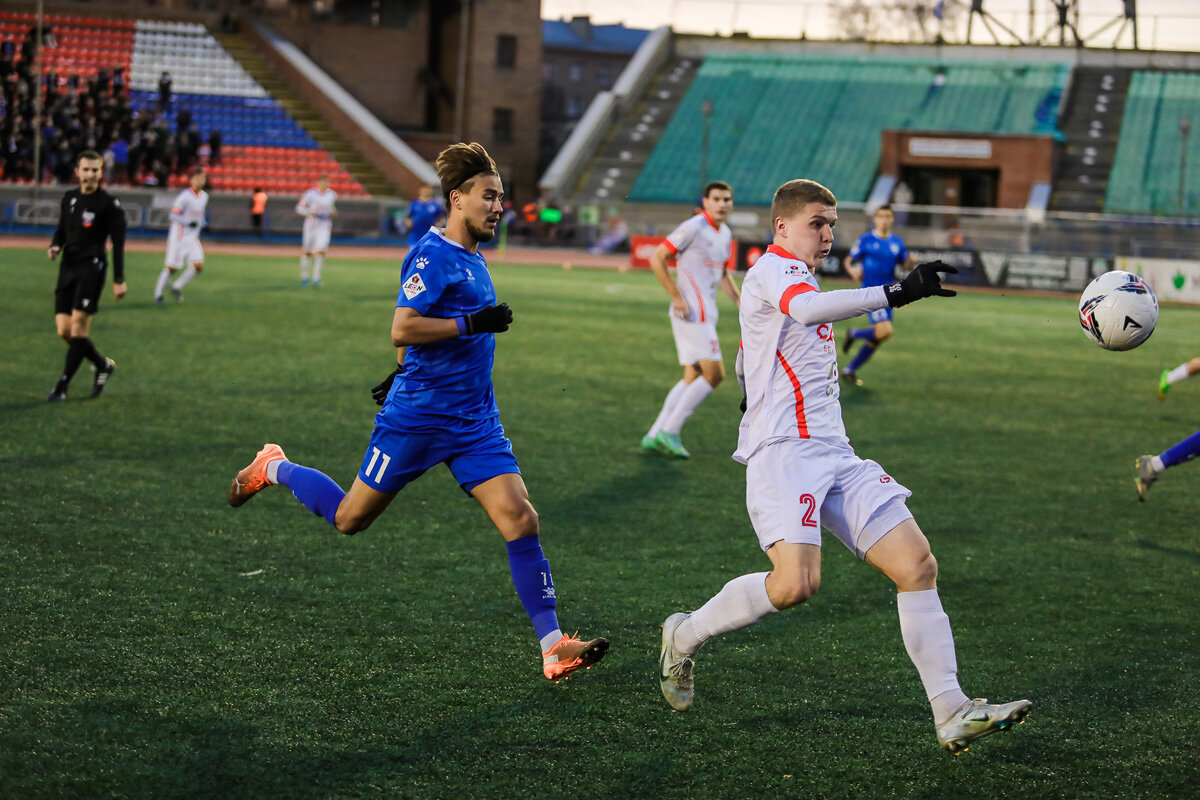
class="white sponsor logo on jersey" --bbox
[414,257,429,270]
[402,274,426,299]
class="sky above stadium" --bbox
[542,1,1200,53]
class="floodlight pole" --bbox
[700,99,712,197]
[1180,116,1190,214]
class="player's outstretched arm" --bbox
[883,260,957,308]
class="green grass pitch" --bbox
[1,246,1197,799]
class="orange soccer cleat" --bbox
[228,443,287,508]
[542,633,610,682]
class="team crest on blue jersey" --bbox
[82,211,95,228]
[402,274,427,299]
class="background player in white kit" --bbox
[296,174,337,288]
[657,179,1032,754]
[154,167,208,304]
[642,181,740,458]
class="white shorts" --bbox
[745,438,913,558]
[670,313,722,365]
[166,236,204,269]
[303,221,332,253]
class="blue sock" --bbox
[851,328,877,342]
[847,342,877,373]
[506,535,561,646]
[276,460,345,527]
[1160,430,1200,469]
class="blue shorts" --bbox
[867,306,894,325]
[358,414,520,494]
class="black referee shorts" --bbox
[54,260,107,316]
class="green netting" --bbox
[1105,71,1200,216]
[629,54,1069,205]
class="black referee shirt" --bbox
[51,188,127,283]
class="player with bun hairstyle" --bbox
[228,142,609,683]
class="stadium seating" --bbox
[0,11,367,197]
[1105,71,1200,216]
[629,53,1070,205]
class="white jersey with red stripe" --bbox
[167,188,208,244]
[664,211,733,324]
[733,244,890,464]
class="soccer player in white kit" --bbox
[642,181,740,458]
[154,167,208,304]
[657,179,1032,754]
[296,175,337,288]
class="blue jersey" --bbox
[407,199,443,244]
[384,229,498,425]
[849,231,908,288]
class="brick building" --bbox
[540,16,649,176]
[266,0,543,203]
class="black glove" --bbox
[371,365,403,406]
[463,303,513,335]
[740,395,748,413]
[884,261,958,308]
[187,220,200,229]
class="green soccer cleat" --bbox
[654,431,691,459]
[641,433,658,452]
[1158,370,1170,401]
[1135,455,1159,502]
[936,698,1032,755]
[659,612,696,711]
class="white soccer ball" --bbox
[1078,271,1159,351]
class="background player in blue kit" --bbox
[840,205,915,384]
[227,142,609,683]
[405,184,444,247]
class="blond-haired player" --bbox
[642,181,740,458]
[297,174,337,288]
[657,178,1032,754]
[154,167,208,304]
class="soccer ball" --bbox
[1078,271,1159,351]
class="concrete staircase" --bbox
[570,57,700,206]
[1050,67,1134,213]
[215,31,394,197]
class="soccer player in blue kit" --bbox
[840,205,915,384]
[406,184,444,247]
[227,142,609,682]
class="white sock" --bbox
[896,589,969,722]
[674,572,777,654]
[662,377,714,435]
[312,254,325,282]
[300,255,310,280]
[539,630,565,652]
[172,265,198,290]
[647,379,688,438]
[265,458,286,484]
[1151,455,1165,472]
[154,268,172,298]
[1167,364,1190,385]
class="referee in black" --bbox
[47,150,128,401]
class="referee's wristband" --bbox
[455,316,468,336]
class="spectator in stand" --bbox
[158,72,172,110]
[208,129,222,165]
[108,137,128,183]
[176,107,192,136]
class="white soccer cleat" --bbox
[936,697,1032,754]
[659,612,696,711]
[1135,455,1159,502]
